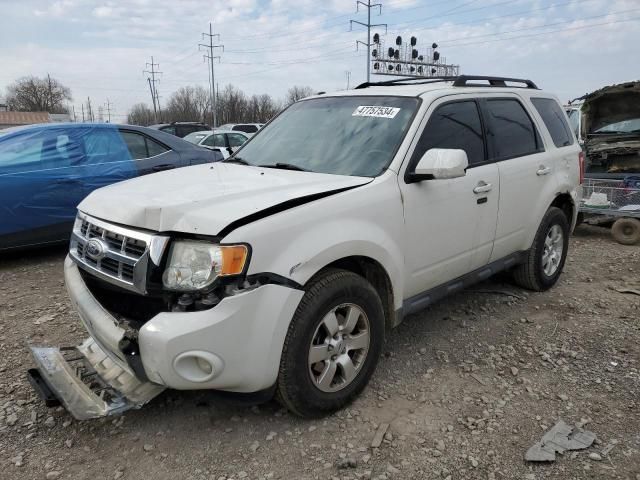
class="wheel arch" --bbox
[309,255,398,332]
[550,192,576,225]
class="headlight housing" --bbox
[162,240,249,291]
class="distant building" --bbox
[0,111,52,130]
[0,103,7,112]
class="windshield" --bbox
[232,96,419,176]
[593,118,640,134]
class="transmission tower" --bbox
[350,0,387,83]
[144,57,162,122]
[199,23,224,128]
[104,98,112,123]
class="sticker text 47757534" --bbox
[352,106,401,119]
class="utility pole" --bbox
[104,98,112,123]
[199,22,224,129]
[144,56,162,122]
[86,97,93,122]
[350,1,387,83]
[345,71,351,90]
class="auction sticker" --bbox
[352,105,400,119]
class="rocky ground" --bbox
[0,225,638,480]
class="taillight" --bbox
[578,151,585,184]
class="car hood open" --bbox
[582,81,640,135]
[78,163,372,237]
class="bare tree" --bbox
[127,103,156,126]
[164,86,210,123]
[285,86,314,106]
[5,75,72,113]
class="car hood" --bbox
[582,81,640,134]
[79,163,372,237]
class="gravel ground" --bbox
[0,225,639,480]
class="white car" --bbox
[28,75,582,419]
[183,130,250,159]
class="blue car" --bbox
[0,123,223,250]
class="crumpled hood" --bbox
[582,81,640,134]
[79,163,372,236]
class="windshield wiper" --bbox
[223,156,249,165]
[258,162,311,172]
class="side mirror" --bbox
[408,148,468,183]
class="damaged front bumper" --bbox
[28,257,165,420]
[28,338,164,420]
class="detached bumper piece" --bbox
[29,338,164,420]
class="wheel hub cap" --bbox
[542,224,564,277]
[308,303,370,393]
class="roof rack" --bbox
[355,75,538,90]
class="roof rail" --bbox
[453,75,538,89]
[355,74,538,90]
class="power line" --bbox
[442,16,640,48]
[351,0,388,82]
[199,22,224,128]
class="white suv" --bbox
[28,76,582,419]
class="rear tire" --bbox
[276,269,385,418]
[611,217,640,245]
[512,207,569,291]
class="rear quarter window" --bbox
[531,98,574,147]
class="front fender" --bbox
[224,175,406,310]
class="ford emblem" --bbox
[85,238,108,261]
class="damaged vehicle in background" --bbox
[580,81,640,179]
[26,75,581,420]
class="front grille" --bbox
[70,213,154,294]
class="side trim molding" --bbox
[400,251,527,319]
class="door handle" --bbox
[473,181,492,194]
[152,164,176,172]
[536,165,551,176]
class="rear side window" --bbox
[485,99,541,159]
[121,131,147,159]
[413,101,485,166]
[233,124,258,133]
[146,137,169,156]
[531,98,574,147]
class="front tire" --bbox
[512,207,569,291]
[276,269,385,417]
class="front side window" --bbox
[232,96,419,176]
[411,101,485,166]
[531,98,574,147]
[485,99,541,159]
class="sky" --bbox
[0,0,638,122]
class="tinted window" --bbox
[146,137,169,156]
[161,126,176,135]
[203,134,225,147]
[485,99,541,159]
[227,133,247,147]
[531,98,574,147]
[121,131,147,160]
[233,124,258,133]
[413,101,485,166]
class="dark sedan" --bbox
[0,122,222,250]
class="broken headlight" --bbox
[162,241,249,291]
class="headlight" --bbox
[162,241,249,291]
